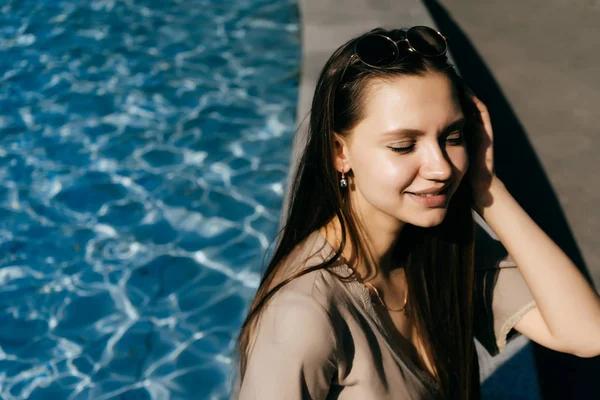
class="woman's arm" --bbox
[479,176,600,358]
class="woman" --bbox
[232,26,600,399]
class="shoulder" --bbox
[253,270,340,365]
[275,267,342,319]
[256,231,344,354]
[239,273,340,399]
[273,230,343,313]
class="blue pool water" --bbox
[0,0,300,398]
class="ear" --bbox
[333,132,351,173]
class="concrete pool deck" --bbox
[287,0,600,398]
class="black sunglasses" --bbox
[352,26,448,68]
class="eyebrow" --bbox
[380,117,466,139]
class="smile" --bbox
[406,187,450,207]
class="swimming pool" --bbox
[0,0,300,398]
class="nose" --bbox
[419,143,453,181]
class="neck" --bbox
[320,211,405,280]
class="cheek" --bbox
[354,152,416,189]
[449,147,469,175]
[385,160,417,189]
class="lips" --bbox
[406,186,450,196]
[406,186,451,207]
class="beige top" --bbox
[233,223,537,399]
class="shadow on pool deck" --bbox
[423,1,600,398]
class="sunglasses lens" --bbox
[355,34,398,67]
[406,26,446,57]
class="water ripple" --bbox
[0,0,300,398]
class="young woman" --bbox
[232,26,600,399]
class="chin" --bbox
[406,209,448,228]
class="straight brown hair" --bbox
[235,27,481,399]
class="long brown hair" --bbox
[235,27,481,399]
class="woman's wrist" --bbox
[473,176,506,218]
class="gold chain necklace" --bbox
[362,281,408,313]
[329,233,409,314]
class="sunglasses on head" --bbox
[351,26,448,68]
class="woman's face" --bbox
[338,72,469,231]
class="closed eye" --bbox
[445,130,464,144]
[388,131,464,154]
[388,144,415,154]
